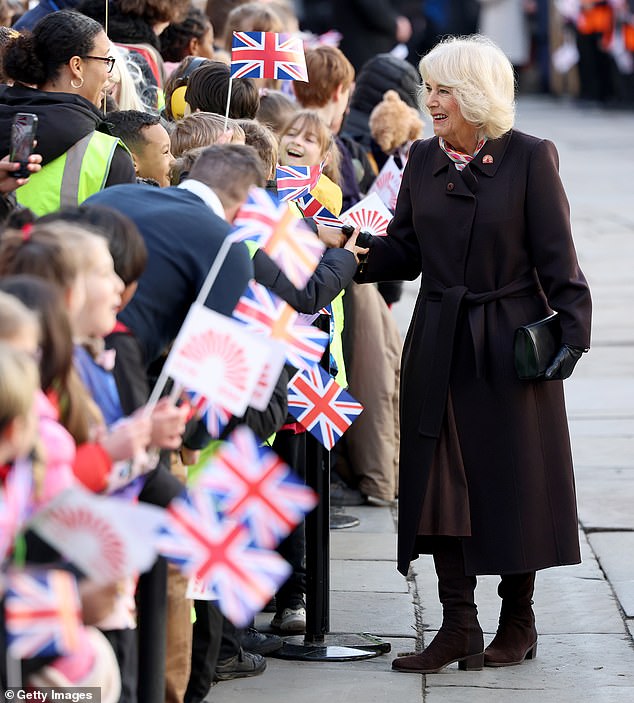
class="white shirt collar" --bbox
[178,179,226,220]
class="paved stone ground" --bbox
[207,96,634,702]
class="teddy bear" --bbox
[369,89,424,157]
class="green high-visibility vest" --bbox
[16,131,125,216]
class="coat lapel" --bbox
[470,131,513,178]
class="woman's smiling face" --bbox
[80,30,113,107]
[424,80,479,154]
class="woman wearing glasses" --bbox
[0,9,136,216]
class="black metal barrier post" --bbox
[305,434,328,640]
[273,433,390,661]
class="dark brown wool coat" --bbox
[356,130,592,576]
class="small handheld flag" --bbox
[231,31,307,81]
[186,391,232,439]
[287,365,363,450]
[296,192,343,228]
[230,188,325,288]
[5,569,83,659]
[233,280,328,371]
[199,426,317,548]
[157,491,291,626]
[276,164,323,202]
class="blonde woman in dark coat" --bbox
[355,35,592,674]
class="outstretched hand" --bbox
[343,226,370,264]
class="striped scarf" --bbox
[439,137,487,171]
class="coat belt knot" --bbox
[418,271,539,438]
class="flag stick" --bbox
[224,76,233,131]
[145,237,234,410]
[102,0,109,113]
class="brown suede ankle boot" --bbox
[484,572,537,667]
[393,541,484,674]
[392,622,484,674]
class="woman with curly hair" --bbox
[0,10,135,215]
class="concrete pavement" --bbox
[208,97,634,702]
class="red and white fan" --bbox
[340,192,393,237]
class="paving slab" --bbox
[330,531,397,560]
[570,436,634,468]
[564,379,634,416]
[422,635,633,689]
[588,532,634,618]
[425,686,633,703]
[576,466,634,530]
[329,591,415,637]
[568,416,634,437]
[330,559,408,593]
[206,656,422,703]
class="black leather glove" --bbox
[544,344,586,380]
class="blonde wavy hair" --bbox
[0,291,39,346]
[0,342,39,437]
[418,35,515,141]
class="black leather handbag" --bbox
[514,313,562,380]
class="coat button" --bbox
[447,182,455,191]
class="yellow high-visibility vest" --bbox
[16,131,126,216]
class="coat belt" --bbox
[418,271,539,438]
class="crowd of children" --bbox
[0,1,423,700]
[0,0,627,699]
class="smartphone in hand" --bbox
[9,112,38,178]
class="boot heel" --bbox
[525,643,537,660]
[458,652,484,671]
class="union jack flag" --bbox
[186,391,232,439]
[157,491,291,626]
[296,192,343,228]
[231,31,307,81]
[229,187,286,246]
[198,426,316,548]
[287,365,363,450]
[276,164,323,202]
[4,569,83,659]
[0,458,33,563]
[264,217,324,289]
[233,280,328,371]
[229,188,325,288]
